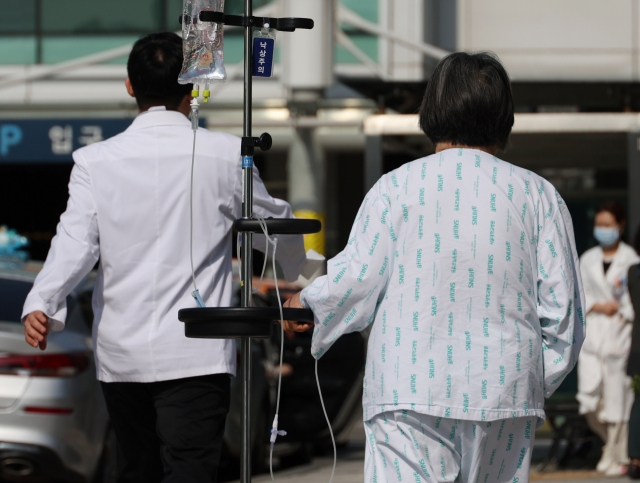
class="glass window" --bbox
[0,0,36,32]
[42,0,163,33]
[42,36,139,63]
[341,0,377,23]
[225,0,273,15]
[165,0,183,30]
[223,34,243,63]
[335,34,378,64]
[0,37,37,64]
[338,0,377,66]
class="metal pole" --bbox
[241,0,254,480]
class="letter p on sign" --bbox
[0,124,23,156]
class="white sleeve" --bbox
[537,202,586,397]
[232,165,306,283]
[579,255,597,314]
[21,153,100,331]
[301,180,393,359]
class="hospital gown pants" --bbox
[364,410,536,483]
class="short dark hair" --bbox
[127,32,192,111]
[419,52,514,150]
[597,201,626,225]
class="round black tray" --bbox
[179,307,315,339]
[234,218,321,235]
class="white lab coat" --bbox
[302,149,585,426]
[22,107,307,383]
[577,242,638,422]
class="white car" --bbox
[0,262,114,483]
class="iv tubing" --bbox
[189,99,198,292]
[189,96,205,308]
[189,120,198,292]
[316,358,337,483]
[251,214,284,483]
[254,214,336,483]
[250,214,283,482]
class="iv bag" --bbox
[179,0,226,86]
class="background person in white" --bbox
[21,33,307,483]
[284,52,585,483]
[577,202,638,476]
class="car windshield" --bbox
[0,277,33,323]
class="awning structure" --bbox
[363,112,640,136]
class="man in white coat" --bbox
[578,202,638,476]
[285,52,586,483]
[21,32,307,482]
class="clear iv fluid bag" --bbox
[179,0,226,86]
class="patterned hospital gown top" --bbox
[301,148,586,425]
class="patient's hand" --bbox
[281,292,314,335]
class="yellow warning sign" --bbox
[294,210,325,256]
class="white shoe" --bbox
[604,464,626,477]
[598,454,613,473]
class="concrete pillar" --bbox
[282,0,334,257]
[288,127,326,255]
[281,0,334,91]
[364,135,383,193]
[378,0,425,80]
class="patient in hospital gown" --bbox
[284,52,585,483]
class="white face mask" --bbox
[593,227,619,247]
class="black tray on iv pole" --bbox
[179,307,315,338]
[235,217,321,235]
[179,217,321,338]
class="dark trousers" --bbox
[631,393,640,460]
[101,374,231,483]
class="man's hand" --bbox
[592,301,619,317]
[281,292,314,336]
[24,311,50,350]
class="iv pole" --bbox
[178,4,316,483]
[240,0,254,480]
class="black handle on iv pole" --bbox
[241,133,272,155]
[180,12,314,32]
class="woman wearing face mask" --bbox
[578,201,639,476]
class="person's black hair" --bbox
[127,32,192,111]
[419,52,514,150]
[596,201,626,226]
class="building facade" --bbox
[1,0,638,258]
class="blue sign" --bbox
[0,119,133,163]
[242,155,254,168]
[253,37,275,78]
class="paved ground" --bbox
[252,457,363,483]
[251,456,633,483]
[530,471,632,482]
